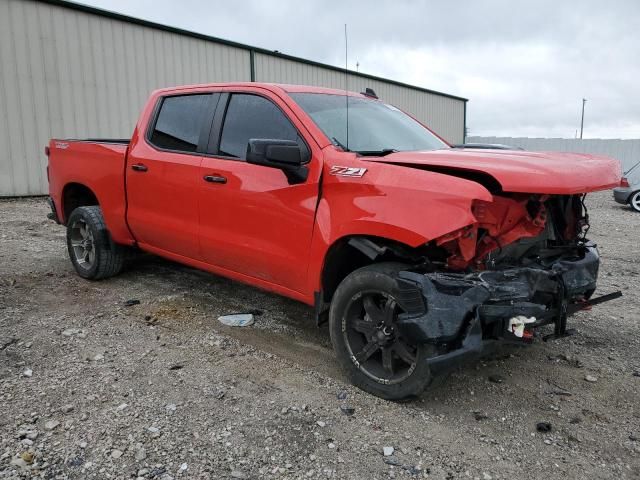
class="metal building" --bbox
[0,0,468,196]
[468,136,640,172]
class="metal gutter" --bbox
[35,0,468,102]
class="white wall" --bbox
[0,0,465,196]
[468,136,640,173]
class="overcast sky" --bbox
[83,0,640,139]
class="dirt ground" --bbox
[0,190,639,480]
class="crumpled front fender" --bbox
[392,244,601,344]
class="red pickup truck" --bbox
[47,82,621,400]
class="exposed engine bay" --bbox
[349,194,622,373]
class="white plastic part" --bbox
[507,315,536,337]
[218,313,254,327]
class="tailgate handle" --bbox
[204,175,227,184]
[131,163,148,172]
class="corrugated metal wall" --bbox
[0,0,251,196]
[468,136,640,172]
[0,0,465,196]
[254,53,465,145]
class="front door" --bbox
[199,90,321,292]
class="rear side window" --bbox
[219,94,298,159]
[150,94,210,153]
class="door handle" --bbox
[203,175,227,184]
[131,163,148,172]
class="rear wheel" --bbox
[630,191,640,213]
[66,206,125,280]
[329,263,433,400]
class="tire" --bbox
[66,206,125,280]
[629,191,640,213]
[329,262,433,401]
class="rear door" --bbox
[126,93,218,260]
[199,89,322,292]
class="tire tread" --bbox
[67,206,125,280]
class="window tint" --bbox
[150,94,210,152]
[219,94,298,159]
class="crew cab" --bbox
[47,83,622,400]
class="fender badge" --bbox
[330,166,367,178]
[54,142,69,149]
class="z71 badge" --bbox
[329,166,367,178]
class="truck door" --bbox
[199,90,322,293]
[126,93,217,260]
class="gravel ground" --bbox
[1,191,639,480]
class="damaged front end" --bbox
[393,194,621,373]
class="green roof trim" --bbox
[36,0,468,102]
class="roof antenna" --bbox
[344,23,349,151]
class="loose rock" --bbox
[536,422,552,432]
[44,420,60,431]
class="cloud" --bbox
[82,0,640,139]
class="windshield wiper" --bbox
[355,148,398,157]
[331,137,351,152]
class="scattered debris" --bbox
[545,379,572,396]
[0,337,18,350]
[488,374,504,384]
[124,299,141,307]
[383,446,394,456]
[169,363,185,370]
[632,371,640,378]
[44,420,60,431]
[61,328,86,337]
[110,449,123,459]
[231,470,248,479]
[22,368,32,378]
[316,421,326,427]
[536,422,552,432]
[508,315,536,337]
[213,389,225,400]
[474,412,489,421]
[336,390,347,400]
[218,313,255,327]
[67,456,84,467]
[629,434,637,442]
[584,374,598,383]
[340,405,355,416]
[135,448,147,461]
[20,452,34,464]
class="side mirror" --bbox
[246,139,310,184]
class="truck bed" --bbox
[47,138,133,245]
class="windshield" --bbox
[289,92,448,154]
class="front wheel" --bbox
[630,191,640,213]
[329,263,433,401]
[66,206,125,280]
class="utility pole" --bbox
[579,98,587,139]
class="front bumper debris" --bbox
[392,244,621,374]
